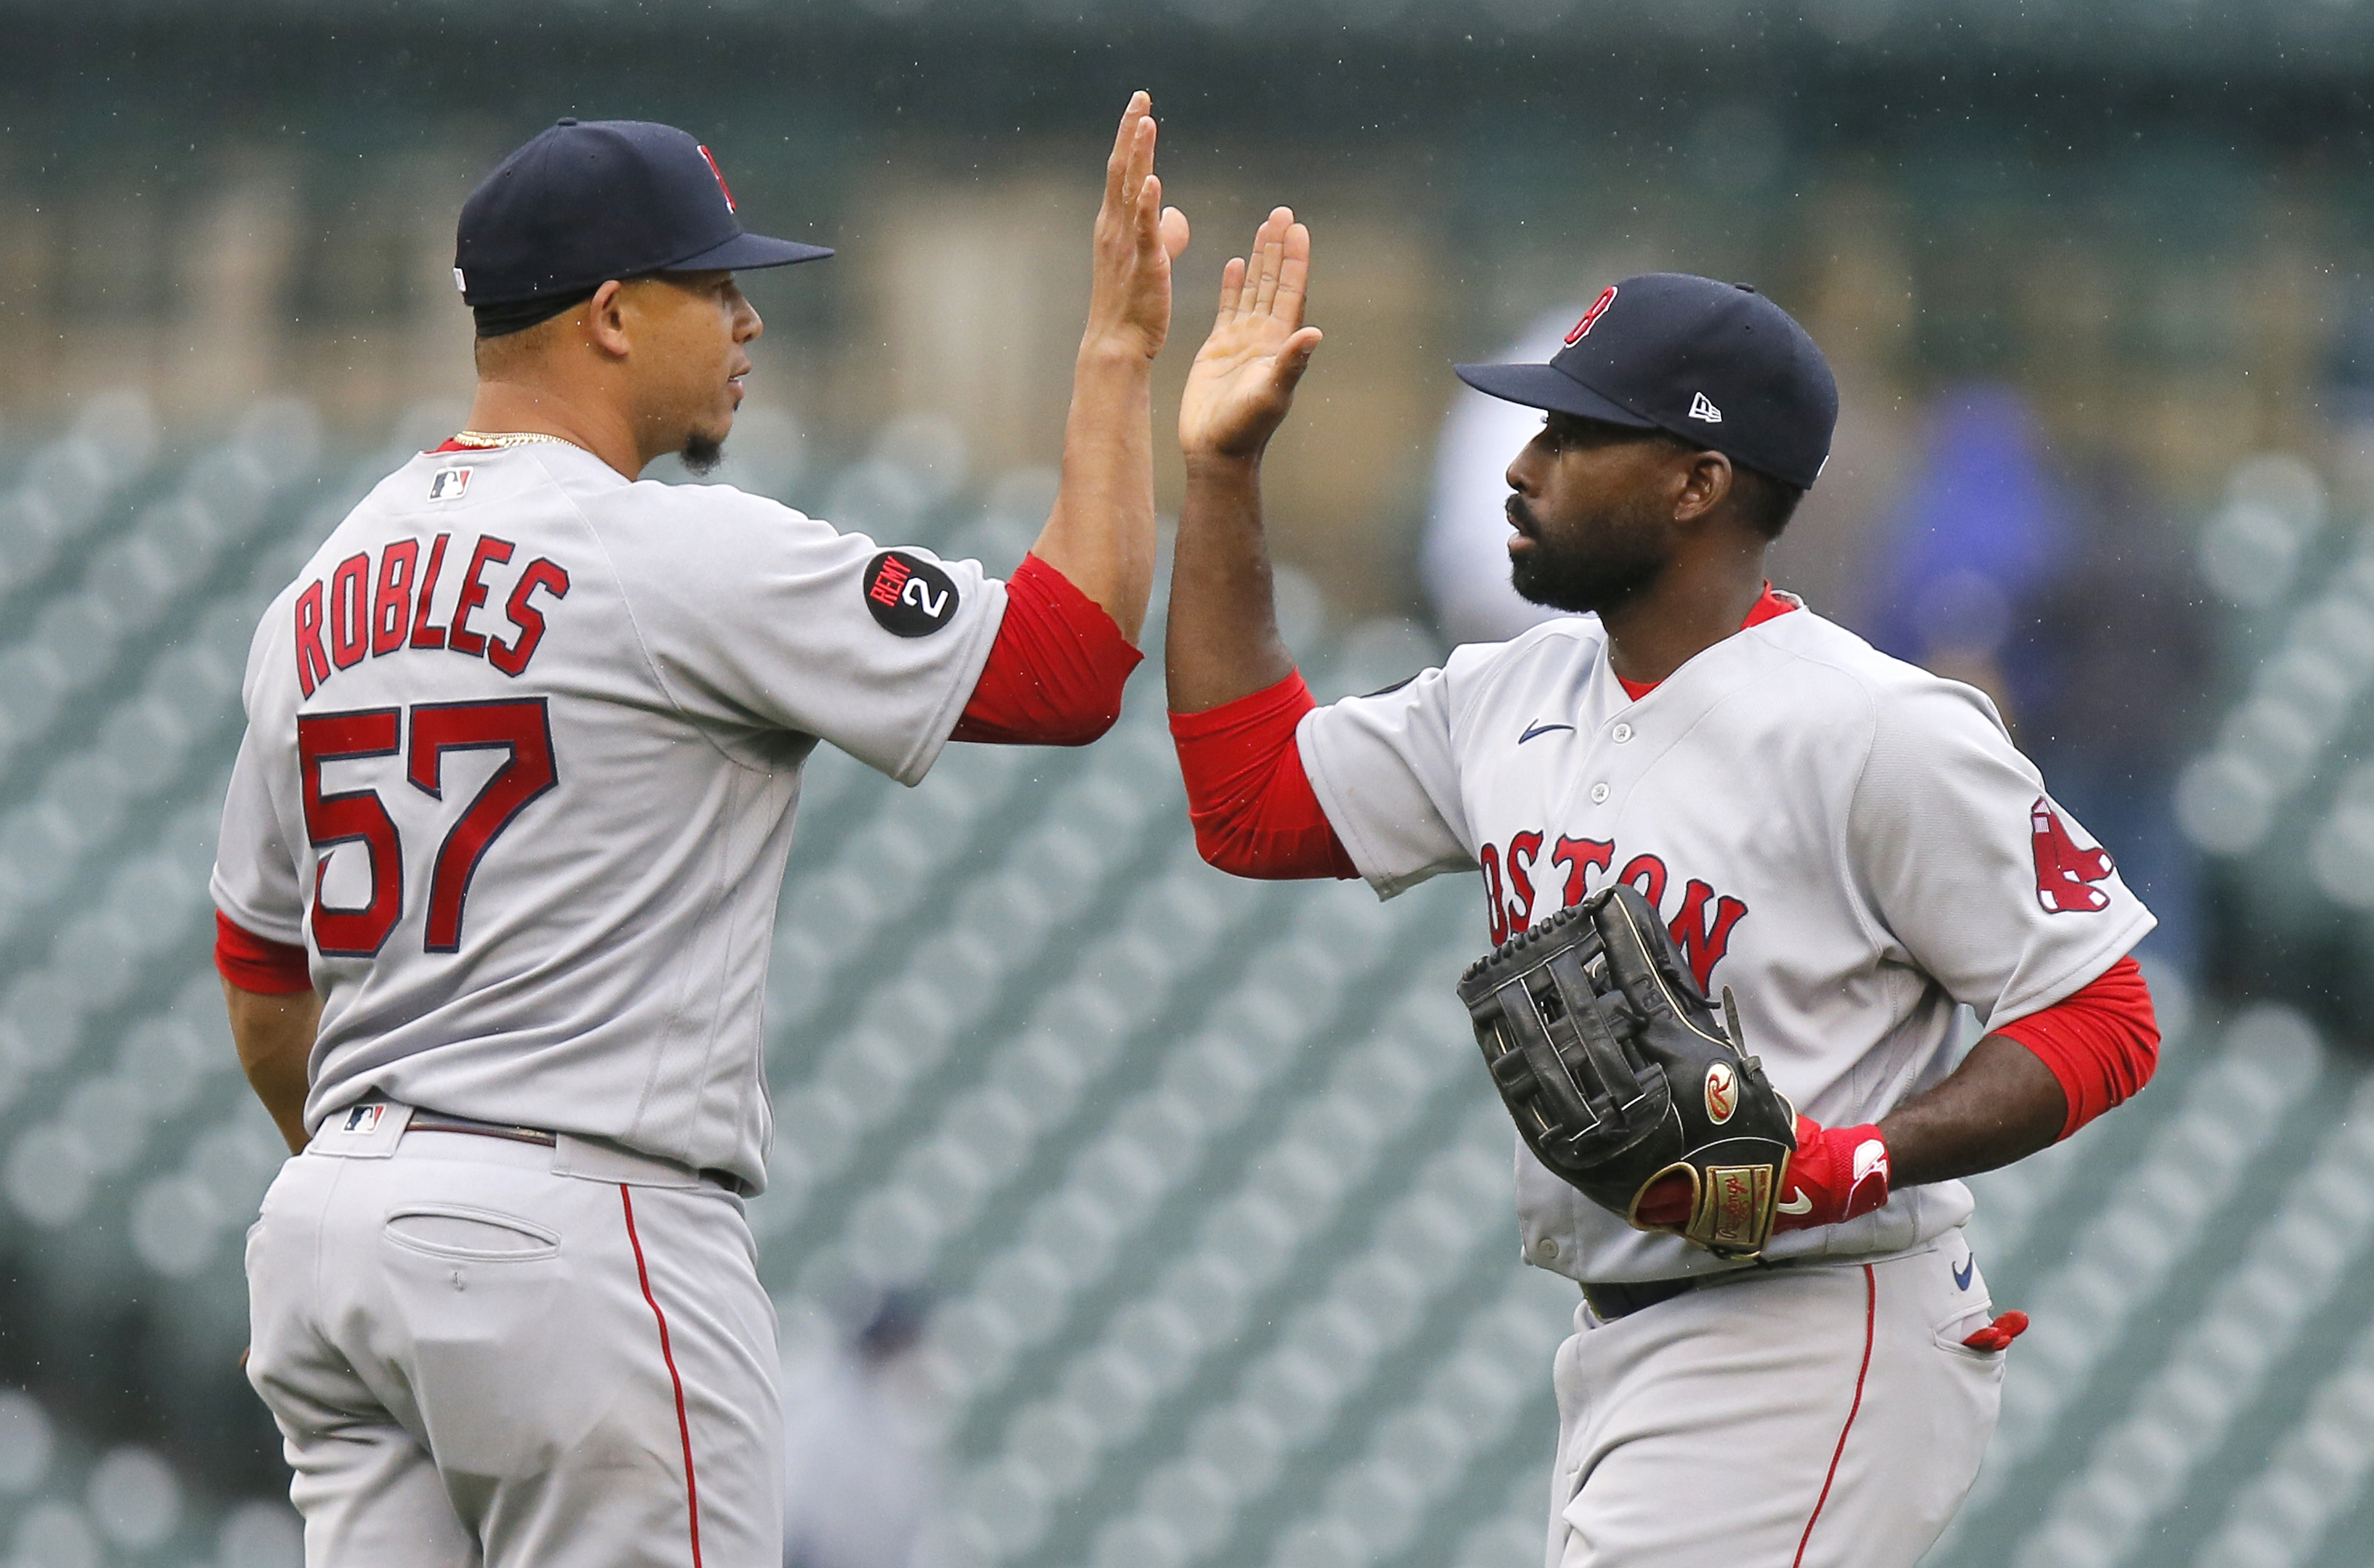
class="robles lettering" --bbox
[296,535,570,697]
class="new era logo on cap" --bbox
[1689,392,1723,423]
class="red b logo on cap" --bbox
[696,145,736,214]
[1567,286,1617,344]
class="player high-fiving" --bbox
[1168,208,1324,716]
[214,96,1185,1568]
[1177,206,1321,462]
[1165,221,2164,1566]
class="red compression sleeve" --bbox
[1990,955,2159,1140]
[952,554,1144,746]
[214,912,313,996]
[1169,672,1360,881]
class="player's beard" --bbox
[681,431,726,476]
[1507,491,1672,614]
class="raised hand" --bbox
[1083,92,1192,362]
[1179,208,1323,462]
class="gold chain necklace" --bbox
[450,430,579,450]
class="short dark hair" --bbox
[1729,462,1806,540]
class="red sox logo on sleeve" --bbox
[2030,796,2115,913]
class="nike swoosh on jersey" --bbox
[1519,722,1575,744]
[1776,1191,1813,1216]
[1954,1256,1976,1291]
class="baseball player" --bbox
[1162,217,2164,1566]
[210,100,1188,1567]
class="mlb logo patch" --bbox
[428,466,472,503]
[341,1105,385,1136]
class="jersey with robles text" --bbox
[211,443,1005,1188]
[1296,597,2154,1283]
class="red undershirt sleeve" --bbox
[951,553,1144,746]
[1989,954,2159,1140]
[214,911,314,996]
[1169,672,1360,881]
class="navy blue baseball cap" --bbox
[455,118,831,327]
[1454,273,1838,490]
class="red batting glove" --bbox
[1631,1117,1891,1235]
[1635,1171,1696,1228]
[1772,1116,1891,1234]
[1961,1310,2029,1352]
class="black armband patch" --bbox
[863,551,961,637]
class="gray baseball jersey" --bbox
[1296,598,2154,1284]
[211,442,1004,1190]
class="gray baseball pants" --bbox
[245,1109,782,1567]
[1548,1235,2005,1568]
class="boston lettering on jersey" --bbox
[1479,829,1749,992]
[293,534,572,697]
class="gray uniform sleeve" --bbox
[596,484,1006,785]
[210,721,309,949]
[1846,677,2156,1028]
[1296,661,1477,898]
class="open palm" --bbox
[1180,209,1323,462]
[1083,92,1192,361]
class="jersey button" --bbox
[1536,1238,1560,1262]
[1590,782,1611,804]
[1612,723,1634,743]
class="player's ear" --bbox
[1673,450,1732,524]
[583,279,634,360]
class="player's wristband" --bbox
[214,912,314,996]
[1772,1117,1890,1234]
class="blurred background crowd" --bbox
[1,2,2372,1565]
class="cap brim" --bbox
[1452,361,1657,429]
[663,231,835,272]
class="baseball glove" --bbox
[1457,884,1797,1257]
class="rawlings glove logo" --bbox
[1705,1061,1737,1124]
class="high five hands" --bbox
[1084,92,1193,362]
[1180,208,1324,462]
